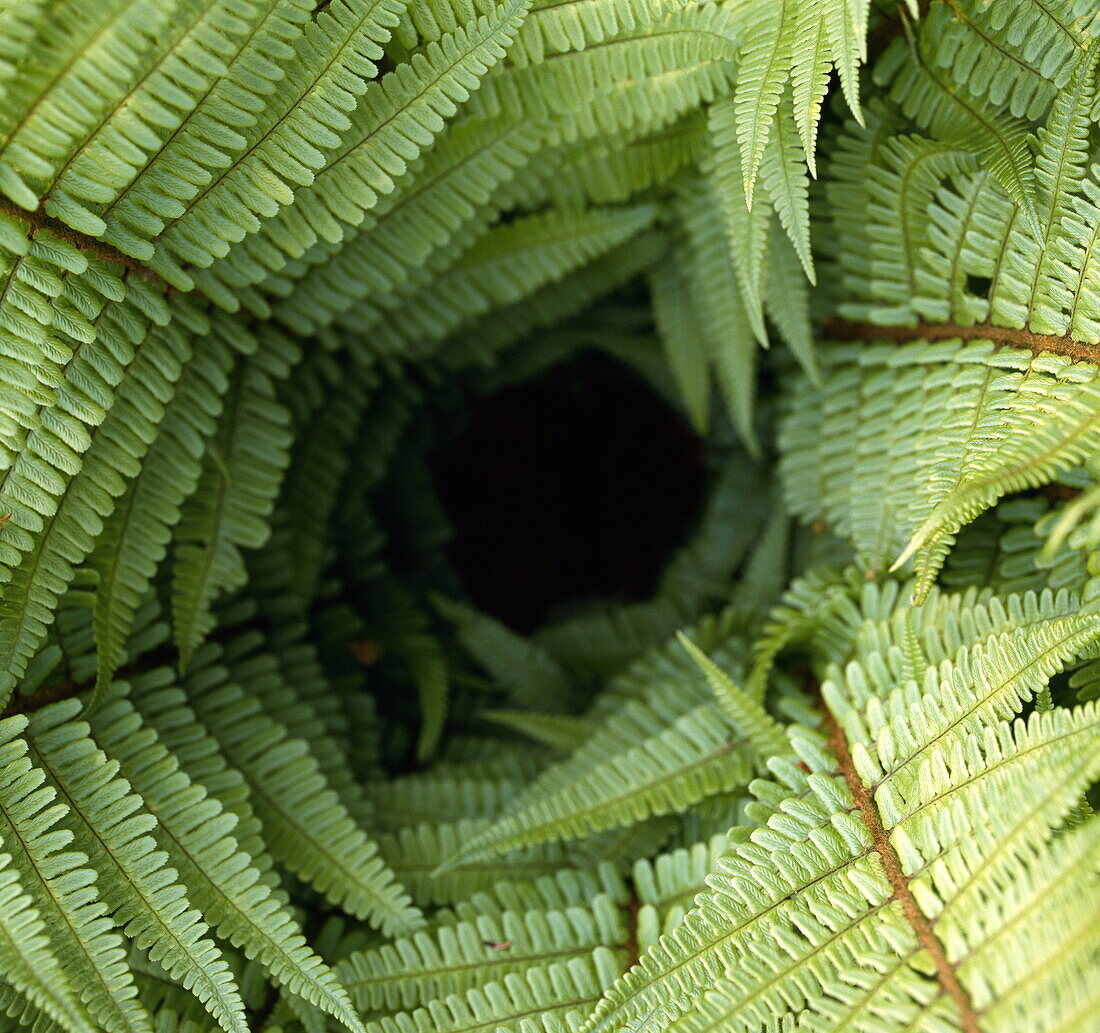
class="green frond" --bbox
[433,596,576,711]
[580,596,1100,1033]
[265,113,546,332]
[0,0,47,129]
[467,1,740,124]
[922,0,1080,120]
[648,252,712,434]
[762,221,817,379]
[440,233,668,380]
[789,1,833,176]
[587,603,755,722]
[675,633,789,761]
[828,123,976,325]
[124,668,281,891]
[0,713,152,1033]
[784,329,1100,600]
[182,647,423,935]
[2,0,272,223]
[0,241,171,703]
[367,950,622,1033]
[996,45,1098,333]
[1075,0,1100,34]
[356,577,451,762]
[478,712,594,755]
[171,345,295,669]
[24,701,247,1033]
[337,891,627,1012]
[547,114,706,209]
[377,818,593,907]
[195,0,536,310]
[675,177,757,448]
[730,0,787,210]
[440,865,629,928]
[89,322,241,698]
[732,0,872,206]
[223,631,378,825]
[880,37,1039,228]
[630,833,731,951]
[365,756,544,828]
[269,359,375,605]
[347,204,659,363]
[436,678,755,871]
[757,92,814,284]
[512,0,684,67]
[87,691,365,1033]
[0,844,93,1033]
[705,99,773,346]
[0,314,194,696]
[2,1,1100,1030]
[127,0,406,287]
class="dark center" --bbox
[432,351,706,632]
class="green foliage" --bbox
[0,2,1099,1033]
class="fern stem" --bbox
[0,193,166,284]
[821,706,984,1033]
[823,315,1100,365]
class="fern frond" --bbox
[88,691,365,1033]
[704,99,773,346]
[0,314,194,695]
[785,329,1100,601]
[730,0,787,210]
[365,757,543,828]
[2,2,1100,1030]
[182,647,422,935]
[648,251,712,434]
[675,633,789,761]
[580,597,1100,1033]
[337,892,627,1012]
[349,205,659,362]
[88,322,241,698]
[125,669,278,883]
[171,344,295,669]
[437,678,755,870]
[478,712,594,755]
[368,951,622,1033]
[923,0,1079,120]
[266,114,547,333]
[675,177,756,447]
[24,701,247,1033]
[195,0,535,310]
[0,715,138,1033]
[0,844,93,1033]
[880,37,1039,228]
[123,0,406,287]
[630,833,732,952]
[433,596,576,711]
[378,818,592,907]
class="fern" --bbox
[582,593,1100,1033]
[336,890,627,1012]
[86,692,365,1033]
[24,702,247,1033]
[1,2,1100,1033]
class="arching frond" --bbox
[581,595,1100,1033]
[25,702,247,1033]
[87,692,365,1033]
